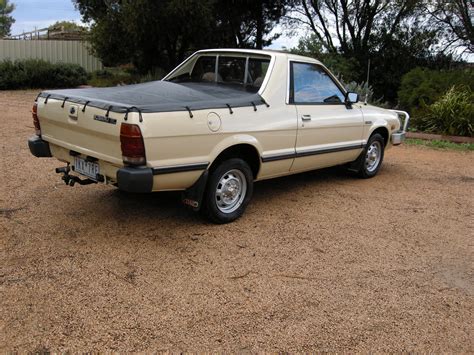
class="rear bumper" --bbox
[29,137,152,192]
[28,136,52,157]
[117,167,153,193]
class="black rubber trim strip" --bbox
[296,144,365,157]
[152,162,209,175]
[261,152,297,163]
[261,144,365,163]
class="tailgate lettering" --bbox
[94,115,117,125]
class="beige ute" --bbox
[28,49,409,223]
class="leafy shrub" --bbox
[398,67,474,112]
[417,86,473,137]
[344,81,389,107]
[0,59,88,90]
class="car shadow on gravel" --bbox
[254,166,353,194]
[100,166,352,224]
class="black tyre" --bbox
[202,158,254,224]
[355,133,385,178]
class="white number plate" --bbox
[74,156,99,180]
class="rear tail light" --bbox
[120,123,146,166]
[32,103,41,136]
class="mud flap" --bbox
[181,170,209,211]
[347,149,365,173]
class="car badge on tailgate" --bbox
[94,114,117,125]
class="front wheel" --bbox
[202,158,254,224]
[355,133,385,178]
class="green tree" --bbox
[0,0,15,38]
[74,0,292,72]
[290,34,361,83]
[287,0,453,103]
[214,0,291,49]
[290,0,425,61]
[425,0,474,54]
[74,0,216,70]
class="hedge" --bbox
[0,59,88,90]
[398,67,474,111]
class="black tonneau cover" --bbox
[38,80,267,115]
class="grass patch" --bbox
[405,138,474,151]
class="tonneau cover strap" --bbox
[185,106,193,118]
[82,101,90,112]
[124,106,143,122]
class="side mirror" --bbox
[346,92,359,104]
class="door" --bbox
[289,61,364,173]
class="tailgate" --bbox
[37,97,123,166]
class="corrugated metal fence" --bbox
[0,40,103,72]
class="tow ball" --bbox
[55,165,97,187]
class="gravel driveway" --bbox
[1,91,473,352]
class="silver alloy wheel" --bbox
[365,141,382,173]
[215,169,247,213]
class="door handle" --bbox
[301,115,312,121]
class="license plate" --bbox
[74,156,99,180]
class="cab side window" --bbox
[291,62,345,104]
[247,58,270,91]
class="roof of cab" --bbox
[195,48,322,65]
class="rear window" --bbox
[168,54,271,91]
[218,56,246,84]
[190,56,217,81]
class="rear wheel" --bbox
[355,133,385,178]
[203,158,254,224]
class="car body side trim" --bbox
[152,162,209,175]
[261,143,365,162]
[296,143,365,157]
[261,152,297,163]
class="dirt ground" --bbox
[1,90,473,352]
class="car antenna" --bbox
[364,59,370,105]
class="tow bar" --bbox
[55,165,97,187]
